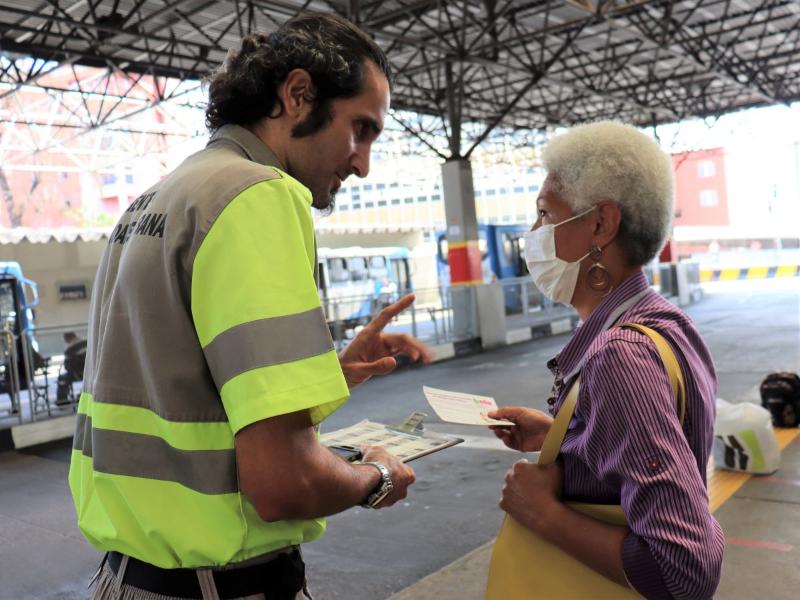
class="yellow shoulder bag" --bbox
[486,324,686,600]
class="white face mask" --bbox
[523,207,595,305]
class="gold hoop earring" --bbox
[587,245,613,296]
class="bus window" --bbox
[0,281,17,331]
[327,258,350,283]
[502,233,527,276]
[317,260,328,296]
[368,256,386,278]
[501,233,516,261]
[438,236,449,265]
[478,236,488,259]
[391,258,411,293]
[349,257,368,281]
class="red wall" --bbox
[0,169,86,228]
[671,148,729,227]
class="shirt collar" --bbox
[207,124,284,169]
[548,270,652,380]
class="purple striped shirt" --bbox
[548,270,724,599]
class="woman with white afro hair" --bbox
[487,122,724,599]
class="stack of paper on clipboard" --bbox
[321,412,463,463]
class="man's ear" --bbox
[593,200,622,246]
[278,68,316,120]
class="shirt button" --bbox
[647,458,662,472]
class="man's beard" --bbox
[312,188,336,215]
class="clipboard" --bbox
[321,412,464,463]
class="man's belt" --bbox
[106,547,304,599]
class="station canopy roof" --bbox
[1,0,799,159]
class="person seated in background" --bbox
[55,331,86,405]
[488,121,724,599]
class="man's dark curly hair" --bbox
[205,12,391,136]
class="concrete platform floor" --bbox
[0,277,798,599]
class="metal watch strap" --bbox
[360,461,393,508]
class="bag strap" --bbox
[538,324,687,466]
[539,374,581,465]
[618,323,687,426]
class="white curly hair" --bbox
[541,121,675,266]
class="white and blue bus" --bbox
[317,246,413,330]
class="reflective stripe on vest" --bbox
[203,306,333,391]
[70,392,328,569]
[73,413,237,495]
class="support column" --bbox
[442,158,483,339]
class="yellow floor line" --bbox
[747,266,769,279]
[707,427,800,513]
[775,265,797,278]
[719,268,741,281]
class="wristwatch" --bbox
[360,461,393,508]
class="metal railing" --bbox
[0,321,85,426]
[323,280,579,349]
[1,318,23,424]
[35,323,90,357]
[322,285,464,349]
[495,276,578,332]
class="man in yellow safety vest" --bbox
[69,12,431,600]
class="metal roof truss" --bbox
[0,0,798,163]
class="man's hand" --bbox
[339,294,433,389]
[487,407,553,452]
[237,411,416,521]
[499,459,563,533]
[360,446,416,508]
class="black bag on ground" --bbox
[759,372,800,428]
